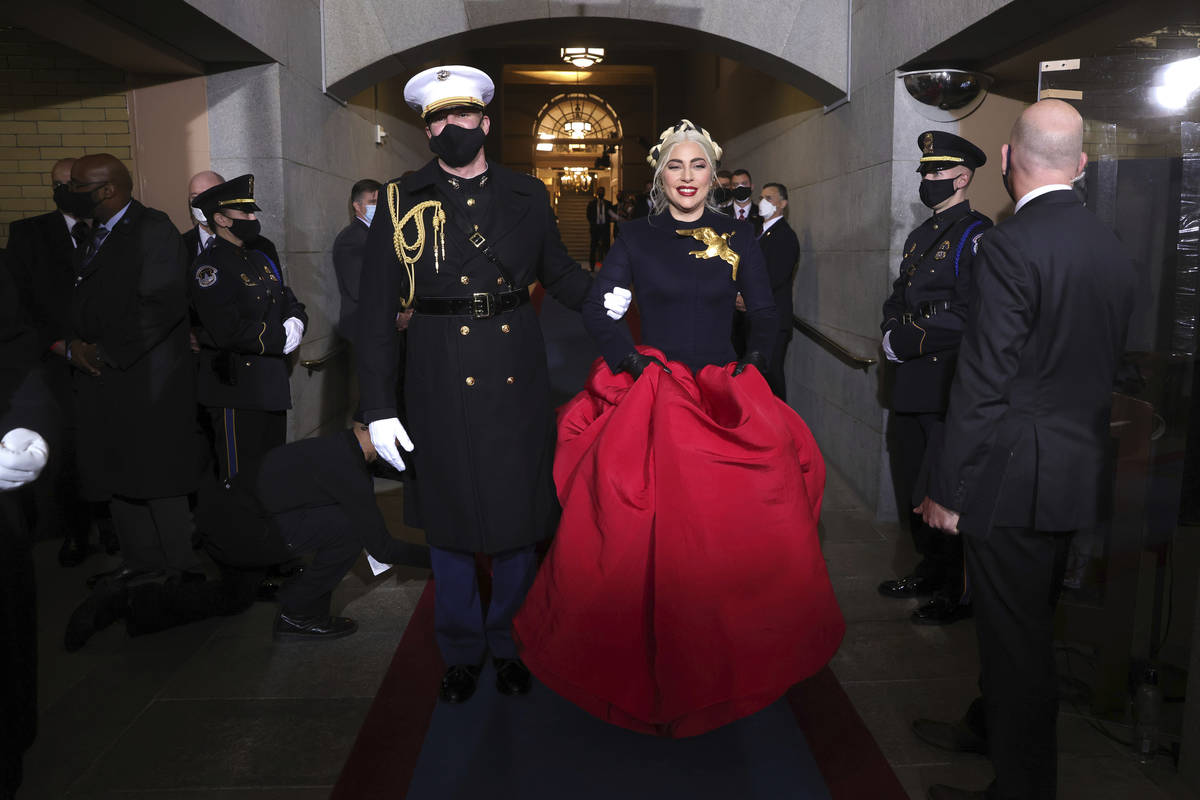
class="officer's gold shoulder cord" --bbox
[387,183,446,309]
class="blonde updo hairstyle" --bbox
[646,119,724,216]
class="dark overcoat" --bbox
[759,216,800,336]
[5,210,77,350]
[71,200,199,499]
[357,159,591,554]
[882,200,992,413]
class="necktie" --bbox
[70,220,89,249]
[738,208,746,220]
[81,225,109,268]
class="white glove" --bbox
[282,317,305,355]
[0,428,49,491]
[368,417,414,472]
[882,330,903,364]
[604,286,633,320]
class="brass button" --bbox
[459,325,470,336]
[244,361,251,367]
[506,376,515,385]
[467,197,476,207]
[496,277,504,286]
[460,276,469,285]
[907,281,912,286]
[931,356,939,362]
[465,377,475,386]
[501,323,511,333]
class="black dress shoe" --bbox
[911,594,973,625]
[86,565,165,589]
[272,612,357,641]
[58,535,92,568]
[494,657,532,696]
[928,784,988,799]
[912,718,988,754]
[64,585,128,652]
[878,574,943,598]
[439,664,482,704]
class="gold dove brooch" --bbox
[676,227,741,280]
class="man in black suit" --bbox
[62,154,203,586]
[585,185,617,269]
[332,178,382,344]
[728,168,761,231]
[915,100,1136,800]
[4,157,96,567]
[755,182,799,399]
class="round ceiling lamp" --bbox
[561,47,605,69]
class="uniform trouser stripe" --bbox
[223,408,239,480]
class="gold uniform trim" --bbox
[387,184,446,308]
[256,322,267,354]
[424,97,485,116]
[218,198,256,206]
[919,156,965,164]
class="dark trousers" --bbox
[430,544,538,664]
[0,495,35,796]
[966,526,1073,800]
[110,494,201,575]
[768,330,791,400]
[890,410,964,595]
[208,407,286,485]
[31,358,89,544]
[588,224,611,266]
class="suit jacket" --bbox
[586,198,616,229]
[184,225,283,268]
[931,190,1136,534]
[332,218,370,342]
[729,202,762,233]
[72,200,199,498]
[5,210,80,350]
[759,217,799,334]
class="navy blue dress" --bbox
[584,209,777,372]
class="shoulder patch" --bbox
[972,232,984,254]
[195,264,217,288]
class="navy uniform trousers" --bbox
[430,545,538,664]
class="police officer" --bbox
[189,175,307,486]
[878,131,992,625]
[356,65,625,705]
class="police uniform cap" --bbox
[404,65,494,120]
[191,173,261,224]
[916,131,987,173]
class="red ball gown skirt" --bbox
[513,347,845,738]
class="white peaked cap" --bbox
[403,65,495,118]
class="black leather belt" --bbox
[901,299,952,325]
[413,287,529,319]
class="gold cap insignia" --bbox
[436,69,450,81]
[921,133,934,154]
[247,175,254,195]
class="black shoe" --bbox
[928,785,988,799]
[877,574,943,598]
[494,657,532,696]
[86,565,165,589]
[96,516,120,555]
[272,612,357,641]
[912,717,988,754]
[64,585,128,652]
[58,534,92,567]
[439,664,482,704]
[910,594,973,625]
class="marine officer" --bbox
[878,131,992,625]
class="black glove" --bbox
[617,351,671,379]
[733,350,767,377]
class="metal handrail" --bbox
[300,342,346,373]
[793,316,877,370]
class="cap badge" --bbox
[247,175,254,194]
[436,69,450,81]
[921,133,934,154]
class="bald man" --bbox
[63,153,203,587]
[914,101,1136,800]
[3,157,98,566]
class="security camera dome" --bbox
[897,69,992,122]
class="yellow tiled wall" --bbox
[0,27,133,249]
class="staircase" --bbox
[555,194,595,267]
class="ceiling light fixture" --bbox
[561,47,605,69]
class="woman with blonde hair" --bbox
[514,120,843,737]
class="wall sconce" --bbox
[897,69,991,122]
[561,47,605,69]
[374,124,387,145]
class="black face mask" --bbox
[227,218,261,244]
[919,176,958,209]
[57,185,102,219]
[712,186,732,205]
[731,185,752,202]
[429,123,487,168]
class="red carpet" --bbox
[331,582,907,800]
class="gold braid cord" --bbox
[387,183,446,308]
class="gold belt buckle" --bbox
[471,292,494,318]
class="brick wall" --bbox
[0,27,133,249]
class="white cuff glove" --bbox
[368,417,414,472]
[604,286,633,320]
[0,428,49,491]
[283,317,305,355]
[882,330,903,364]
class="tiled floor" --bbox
[17,468,1199,798]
